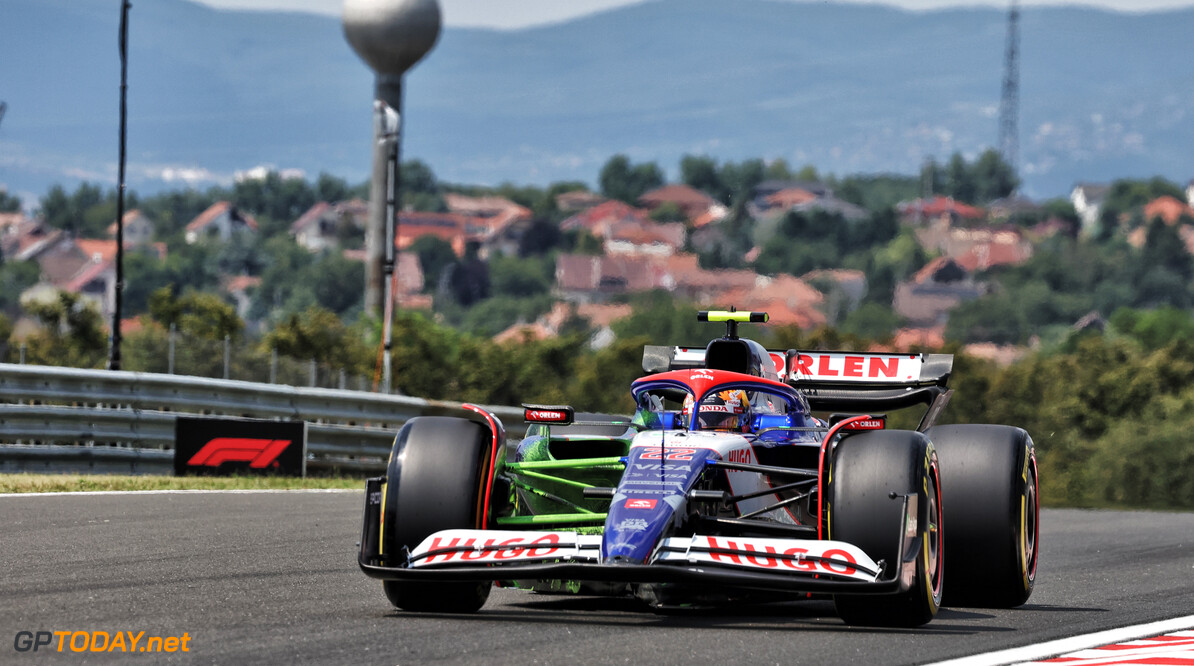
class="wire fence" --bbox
[12,327,375,392]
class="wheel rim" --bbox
[926,470,943,596]
[1022,465,1038,576]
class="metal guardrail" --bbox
[0,363,526,476]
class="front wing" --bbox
[359,485,922,597]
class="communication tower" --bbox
[998,0,1020,174]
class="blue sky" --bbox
[196,0,1194,29]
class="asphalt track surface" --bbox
[3,491,1193,665]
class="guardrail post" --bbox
[168,324,175,374]
[19,343,25,365]
[339,369,346,390]
[270,348,277,384]
[223,335,231,379]
[309,359,316,387]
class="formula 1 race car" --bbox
[358,311,1038,627]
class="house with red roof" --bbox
[554,252,821,329]
[717,274,827,330]
[604,220,686,257]
[21,236,169,322]
[802,269,868,320]
[185,202,259,244]
[560,199,687,256]
[555,190,606,213]
[290,199,368,252]
[897,196,987,226]
[105,209,155,247]
[1,216,64,263]
[893,257,984,327]
[395,211,483,256]
[221,275,262,319]
[637,184,724,224]
[764,188,819,209]
[917,223,1034,272]
[561,200,649,235]
[443,193,531,234]
[887,326,947,352]
[1142,195,1194,225]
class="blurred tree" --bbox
[836,175,919,212]
[489,254,551,298]
[447,242,490,306]
[121,251,173,315]
[680,155,726,202]
[261,305,371,373]
[648,201,686,223]
[409,235,457,292]
[763,158,797,182]
[310,253,365,316]
[971,148,1019,203]
[839,303,901,340]
[944,153,977,204]
[19,290,107,368]
[247,237,316,320]
[0,190,21,213]
[148,287,243,340]
[518,218,563,256]
[232,171,315,227]
[719,158,766,206]
[314,172,351,203]
[139,188,222,238]
[391,310,463,399]
[0,260,40,314]
[599,155,663,204]
[919,158,944,199]
[1103,177,1184,222]
[565,336,647,414]
[1110,306,1194,351]
[612,292,707,345]
[400,159,438,194]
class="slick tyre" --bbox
[927,424,1038,608]
[381,416,493,613]
[829,431,943,628]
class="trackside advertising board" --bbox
[174,417,307,477]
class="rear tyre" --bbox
[927,424,1037,608]
[830,431,943,628]
[381,416,493,613]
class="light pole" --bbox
[109,0,131,371]
[343,0,441,393]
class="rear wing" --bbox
[642,346,954,430]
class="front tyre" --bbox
[927,424,1037,608]
[829,431,943,628]
[381,416,493,613]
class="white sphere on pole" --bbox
[343,0,442,77]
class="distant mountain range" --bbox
[2,0,1193,204]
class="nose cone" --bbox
[602,495,684,564]
[343,0,442,76]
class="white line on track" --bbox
[0,488,363,498]
[926,615,1194,666]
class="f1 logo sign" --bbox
[174,417,307,476]
[187,438,292,469]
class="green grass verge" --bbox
[0,474,364,494]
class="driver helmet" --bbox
[683,389,751,431]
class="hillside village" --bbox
[2,160,1193,371]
